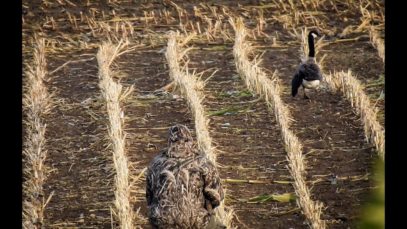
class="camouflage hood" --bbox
[166,124,198,158]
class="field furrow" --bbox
[259,39,376,228]
[115,45,196,228]
[188,43,308,228]
[43,51,117,228]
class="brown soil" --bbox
[43,50,118,228]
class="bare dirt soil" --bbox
[188,45,307,228]
[44,50,117,228]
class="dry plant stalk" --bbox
[165,31,235,228]
[369,27,384,63]
[97,21,135,43]
[298,28,385,160]
[325,70,385,160]
[97,40,140,229]
[359,4,385,62]
[166,31,214,162]
[230,18,326,229]
[23,36,52,229]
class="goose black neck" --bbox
[308,33,315,58]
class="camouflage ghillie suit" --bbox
[146,124,224,229]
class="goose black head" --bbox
[309,30,320,39]
[168,124,193,145]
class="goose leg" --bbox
[303,86,309,99]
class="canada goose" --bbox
[292,30,322,99]
[146,124,225,229]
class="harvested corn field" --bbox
[23,0,384,228]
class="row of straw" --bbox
[23,36,53,229]
[97,40,140,229]
[165,31,234,228]
[230,18,326,229]
[324,70,385,159]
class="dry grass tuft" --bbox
[359,3,385,63]
[165,31,235,228]
[230,17,326,229]
[325,70,385,160]
[23,36,53,229]
[165,31,214,162]
[97,40,143,229]
[94,20,135,42]
[369,27,384,63]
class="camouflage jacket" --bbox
[146,148,224,229]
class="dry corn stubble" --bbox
[23,36,53,229]
[97,40,144,229]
